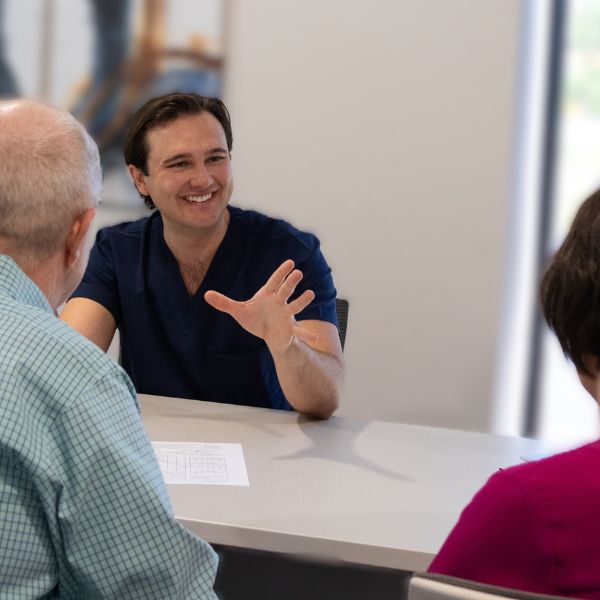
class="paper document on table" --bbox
[152,442,249,486]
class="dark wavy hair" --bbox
[123,93,233,209]
[541,187,600,376]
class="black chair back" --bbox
[335,298,349,352]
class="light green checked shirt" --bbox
[0,255,218,599]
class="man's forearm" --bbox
[269,338,343,418]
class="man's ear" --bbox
[128,164,149,197]
[65,207,96,269]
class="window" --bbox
[494,0,600,446]
[535,0,600,445]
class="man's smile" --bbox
[184,192,213,203]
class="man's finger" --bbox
[287,289,315,315]
[277,269,303,301]
[204,290,241,314]
[264,259,295,293]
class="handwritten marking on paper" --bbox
[152,442,249,486]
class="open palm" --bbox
[204,260,317,352]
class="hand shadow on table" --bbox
[272,416,412,483]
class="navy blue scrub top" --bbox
[72,206,338,410]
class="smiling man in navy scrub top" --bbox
[61,93,343,419]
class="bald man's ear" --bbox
[64,207,96,270]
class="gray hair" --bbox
[0,100,101,257]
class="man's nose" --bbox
[189,164,213,187]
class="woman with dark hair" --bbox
[428,188,600,598]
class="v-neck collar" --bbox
[154,209,243,301]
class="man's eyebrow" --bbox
[161,148,229,165]
[162,153,192,165]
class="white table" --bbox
[140,394,546,573]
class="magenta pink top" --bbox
[428,440,600,598]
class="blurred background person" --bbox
[0,0,18,97]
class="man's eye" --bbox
[208,156,225,163]
[168,161,190,168]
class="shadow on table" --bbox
[272,417,413,483]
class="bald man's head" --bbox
[0,100,101,260]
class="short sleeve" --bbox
[295,240,338,326]
[428,469,549,590]
[70,228,122,323]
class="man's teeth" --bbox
[187,193,212,203]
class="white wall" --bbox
[224,0,522,431]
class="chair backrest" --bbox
[335,298,349,352]
[409,573,573,600]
